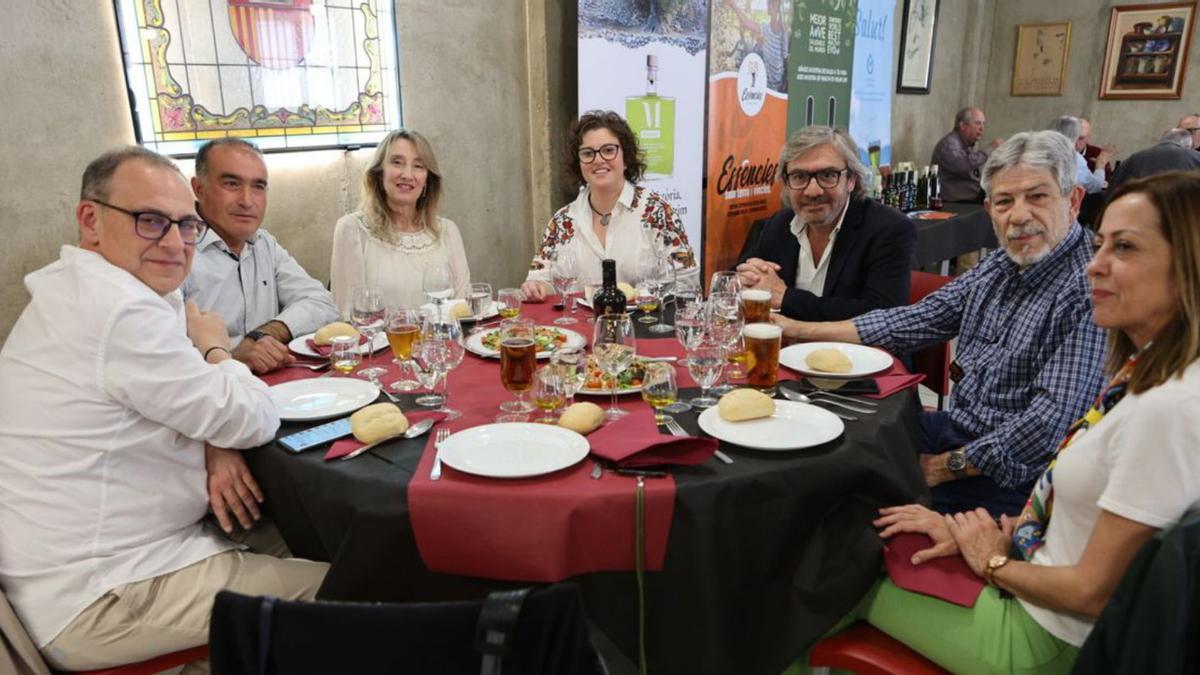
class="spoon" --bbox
[339,418,436,461]
[777,388,859,420]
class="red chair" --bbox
[63,646,209,675]
[909,272,954,410]
[809,622,948,675]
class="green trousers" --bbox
[785,576,1079,675]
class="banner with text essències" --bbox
[578,1,709,254]
[703,0,792,283]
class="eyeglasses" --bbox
[578,144,621,164]
[1185,127,1200,133]
[91,200,208,245]
[785,168,848,190]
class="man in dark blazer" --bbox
[736,126,916,321]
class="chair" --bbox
[809,622,948,675]
[209,582,604,675]
[65,647,210,675]
[908,272,954,410]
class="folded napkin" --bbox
[883,532,985,607]
[864,373,925,399]
[586,406,716,468]
[323,410,448,461]
[797,358,925,400]
[305,333,369,357]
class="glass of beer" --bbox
[328,335,360,376]
[497,317,536,420]
[742,322,782,394]
[385,307,421,391]
[739,288,772,324]
[497,288,523,319]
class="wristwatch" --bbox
[985,554,1010,587]
[946,449,968,479]
[245,330,268,342]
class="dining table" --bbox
[910,201,998,273]
[246,299,929,675]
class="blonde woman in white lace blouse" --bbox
[331,129,470,313]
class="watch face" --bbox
[947,451,967,471]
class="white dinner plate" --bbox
[288,332,388,358]
[437,423,590,478]
[697,400,844,451]
[465,326,586,360]
[420,299,499,322]
[269,378,380,422]
[779,342,894,379]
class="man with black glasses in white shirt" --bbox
[0,147,327,672]
[182,138,337,374]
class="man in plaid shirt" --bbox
[774,130,1106,517]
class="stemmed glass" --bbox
[641,362,678,425]
[648,256,676,333]
[592,313,636,420]
[550,346,588,411]
[710,270,742,297]
[686,342,725,409]
[384,307,421,392]
[497,317,536,420]
[708,293,745,394]
[550,249,578,325]
[422,262,454,314]
[351,286,387,379]
[410,319,443,406]
[531,367,566,423]
[420,316,465,420]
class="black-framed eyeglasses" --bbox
[1185,127,1200,133]
[91,199,208,245]
[578,144,621,164]
[785,168,848,190]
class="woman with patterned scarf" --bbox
[792,171,1200,674]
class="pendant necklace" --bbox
[588,194,612,226]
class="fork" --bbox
[778,389,859,420]
[285,361,330,371]
[798,385,878,407]
[664,416,733,464]
[430,428,448,480]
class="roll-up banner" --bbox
[849,0,894,168]
[578,1,710,255]
[703,0,792,283]
[787,0,860,135]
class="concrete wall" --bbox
[0,0,541,342]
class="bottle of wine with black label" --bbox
[593,259,627,316]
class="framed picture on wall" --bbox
[896,0,940,94]
[1012,22,1072,95]
[1099,2,1197,99]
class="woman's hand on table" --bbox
[945,508,1012,577]
[205,443,264,533]
[875,504,960,564]
[520,281,550,302]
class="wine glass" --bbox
[592,313,636,420]
[641,362,678,425]
[531,367,566,423]
[551,346,588,410]
[328,336,360,376]
[422,317,465,420]
[710,270,742,297]
[384,307,421,392]
[351,286,387,379]
[648,256,675,334]
[708,296,745,394]
[550,249,578,325]
[686,342,725,409]
[496,288,523,319]
[422,262,454,312]
[497,317,536,420]
[411,320,443,406]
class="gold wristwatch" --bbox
[985,555,1010,587]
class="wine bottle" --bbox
[929,164,943,209]
[916,167,929,209]
[593,259,627,316]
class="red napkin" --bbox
[586,406,716,467]
[323,410,448,461]
[883,532,985,607]
[305,333,369,357]
[865,373,926,399]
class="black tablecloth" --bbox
[912,203,998,268]
[247,381,926,675]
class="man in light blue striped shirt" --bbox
[774,130,1107,517]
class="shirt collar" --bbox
[196,222,258,255]
[789,197,850,242]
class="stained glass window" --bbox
[113,0,402,155]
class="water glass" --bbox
[351,286,387,379]
[468,282,493,319]
[686,343,725,409]
[592,313,636,420]
[551,249,578,325]
[550,346,588,410]
[710,270,741,297]
[422,262,454,308]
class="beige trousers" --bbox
[42,545,328,672]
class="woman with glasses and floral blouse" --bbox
[519,110,697,301]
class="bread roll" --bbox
[449,301,473,319]
[350,402,409,444]
[717,388,776,422]
[805,348,853,374]
[616,282,637,302]
[557,402,605,435]
[314,321,359,346]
